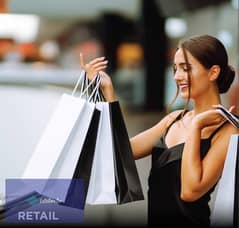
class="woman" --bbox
[80,35,239,227]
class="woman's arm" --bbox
[180,109,239,202]
[131,110,183,159]
[79,53,183,160]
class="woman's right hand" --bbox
[79,53,116,102]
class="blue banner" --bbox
[4,178,85,224]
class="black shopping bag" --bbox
[65,107,101,209]
[109,101,144,204]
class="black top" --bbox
[148,111,227,227]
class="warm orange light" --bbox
[0,0,8,13]
[117,43,143,67]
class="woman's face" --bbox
[173,48,211,100]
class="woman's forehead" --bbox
[174,48,196,64]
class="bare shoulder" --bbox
[207,122,239,170]
[138,109,184,137]
[220,122,239,135]
[164,109,184,126]
[151,109,184,133]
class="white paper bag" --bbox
[42,101,96,201]
[86,102,117,204]
[22,94,86,180]
[21,70,99,201]
[210,134,239,227]
[22,70,87,180]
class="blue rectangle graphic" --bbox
[4,178,85,224]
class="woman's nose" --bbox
[174,70,184,80]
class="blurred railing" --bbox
[0,63,81,87]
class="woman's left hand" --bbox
[192,105,235,130]
[79,53,116,102]
[79,53,108,80]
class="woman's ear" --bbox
[209,65,221,81]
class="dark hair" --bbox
[167,34,235,113]
[180,34,235,93]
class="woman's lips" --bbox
[179,84,188,90]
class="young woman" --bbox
[80,35,239,227]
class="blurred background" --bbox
[0,0,238,226]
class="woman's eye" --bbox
[183,66,191,72]
[173,65,191,73]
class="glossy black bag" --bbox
[66,75,144,207]
[109,101,144,204]
[65,107,101,209]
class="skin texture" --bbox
[79,49,239,202]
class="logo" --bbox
[4,178,85,224]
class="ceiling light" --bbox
[0,14,40,42]
[165,18,187,39]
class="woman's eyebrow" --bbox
[173,62,192,67]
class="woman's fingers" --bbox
[212,104,222,109]
[94,66,107,72]
[90,60,108,69]
[80,53,106,68]
[229,106,235,113]
[89,56,105,65]
[212,104,235,113]
[79,53,109,82]
[80,53,107,70]
[79,53,85,68]
[88,61,108,79]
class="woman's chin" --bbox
[180,92,189,99]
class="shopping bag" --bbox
[65,107,101,208]
[21,71,98,201]
[109,101,144,204]
[84,83,144,205]
[2,73,101,217]
[217,106,239,129]
[70,81,144,204]
[21,93,86,180]
[86,102,117,205]
[22,69,86,180]
[41,101,96,202]
[83,75,144,205]
[39,74,101,203]
[210,134,239,228]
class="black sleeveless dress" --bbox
[148,111,227,227]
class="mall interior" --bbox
[0,0,238,226]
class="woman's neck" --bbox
[192,93,221,115]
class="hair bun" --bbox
[218,65,235,93]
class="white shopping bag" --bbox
[49,101,95,178]
[210,134,239,227]
[22,93,86,180]
[86,102,117,205]
[21,71,98,201]
[42,101,96,201]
